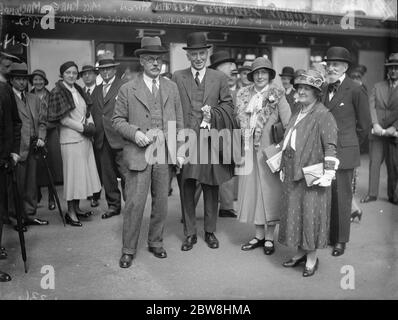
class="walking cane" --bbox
[8,162,28,273]
[36,146,66,227]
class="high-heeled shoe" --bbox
[283,255,307,267]
[65,214,82,227]
[303,258,319,277]
[350,210,362,222]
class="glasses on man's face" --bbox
[143,56,163,64]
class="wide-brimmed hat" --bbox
[97,53,120,69]
[294,69,306,78]
[279,66,295,78]
[79,64,98,76]
[294,69,325,92]
[247,57,276,82]
[238,60,252,73]
[385,53,398,67]
[8,62,31,78]
[29,69,48,86]
[0,51,21,63]
[324,46,351,65]
[182,32,212,50]
[134,36,168,57]
[209,50,235,69]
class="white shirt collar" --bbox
[143,72,160,93]
[12,87,23,100]
[0,74,7,83]
[338,73,346,84]
[85,83,96,93]
[229,84,237,92]
[103,75,115,87]
[191,67,206,83]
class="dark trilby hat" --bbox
[8,62,31,78]
[247,57,276,82]
[238,60,252,73]
[385,53,398,66]
[279,66,295,78]
[29,69,49,86]
[209,50,235,69]
[0,51,21,63]
[134,36,168,57]
[79,64,98,76]
[324,46,351,65]
[182,32,212,50]
[294,69,325,92]
[97,53,120,69]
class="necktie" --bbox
[195,71,200,86]
[103,82,110,97]
[21,91,26,103]
[86,88,91,95]
[152,79,158,97]
[327,80,341,94]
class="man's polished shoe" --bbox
[65,214,82,227]
[76,211,94,219]
[181,235,197,251]
[205,232,219,249]
[0,271,11,282]
[91,199,99,207]
[101,211,120,219]
[332,242,346,256]
[241,237,265,251]
[148,247,167,259]
[0,247,7,260]
[303,258,319,277]
[24,218,49,226]
[283,255,307,268]
[219,209,237,218]
[119,254,134,268]
[360,195,377,203]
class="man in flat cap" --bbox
[113,37,184,268]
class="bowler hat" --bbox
[385,53,398,66]
[182,32,212,50]
[247,57,276,82]
[294,69,325,92]
[8,62,31,78]
[209,50,235,69]
[0,51,21,63]
[324,47,351,65]
[134,36,169,57]
[79,64,98,76]
[238,60,252,73]
[97,53,120,69]
[279,66,295,78]
[29,69,49,86]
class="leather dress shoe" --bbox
[0,271,11,282]
[181,235,197,251]
[0,247,7,260]
[241,238,265,251]
[263,240,275,255]
[332,242,346,256]
[283,255,307,267]
[48,201,56,211]
[101,211,120,219]
[205,232,219,249]
[303,258,319,277]
[360,195,377,203]
[76,211,94,219]
[148,247,167,259]
[119,254,134,268]
[219,209,237,218]
[90,199,99,207]
[24,218,49,226]
[65,214,82,227]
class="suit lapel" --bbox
[326,77,350,112]
[387,83,398,108]
[133,76,150,111]
[14,93,29,119]
[159,78,169,109]
[181,68,193,105]
[103,78,119,104]
[203,69,214,104]
[379,81,390,108]
[26,94,37,123]
[96,84,105,110]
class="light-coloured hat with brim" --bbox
[0,51,21,63]
[79,64,98,76]
[134,36,168,57]
[209,50,235,69]
[8,62,31,78]
[29,69,48,86]
[385,53,398,66]
[294,69,325,92]
[97,53,120,69]
[247,57,276,82]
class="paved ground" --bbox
[0,156,397,300]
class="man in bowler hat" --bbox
[113,37,184,268]
[322,46,371,256]
[173,32,235,251]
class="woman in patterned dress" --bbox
[278,70,339,277]
[236,57,291,255]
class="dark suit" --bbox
[91,77,127,213]
[367,81,398,202]
[172,68,234,236]
[322,76,371,244]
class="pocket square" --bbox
[339,103,344,107]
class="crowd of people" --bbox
[1,32,398,282]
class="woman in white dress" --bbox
[48,61,101,226]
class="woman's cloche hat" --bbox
[294,69,325,92]
[247,57,276,82]
[29,69,49,86]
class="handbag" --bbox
[262,144,282,173]
[271,122,285,144]
[302,163,324,187]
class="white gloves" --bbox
[200,105,212,130]
[313,169,335,187]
